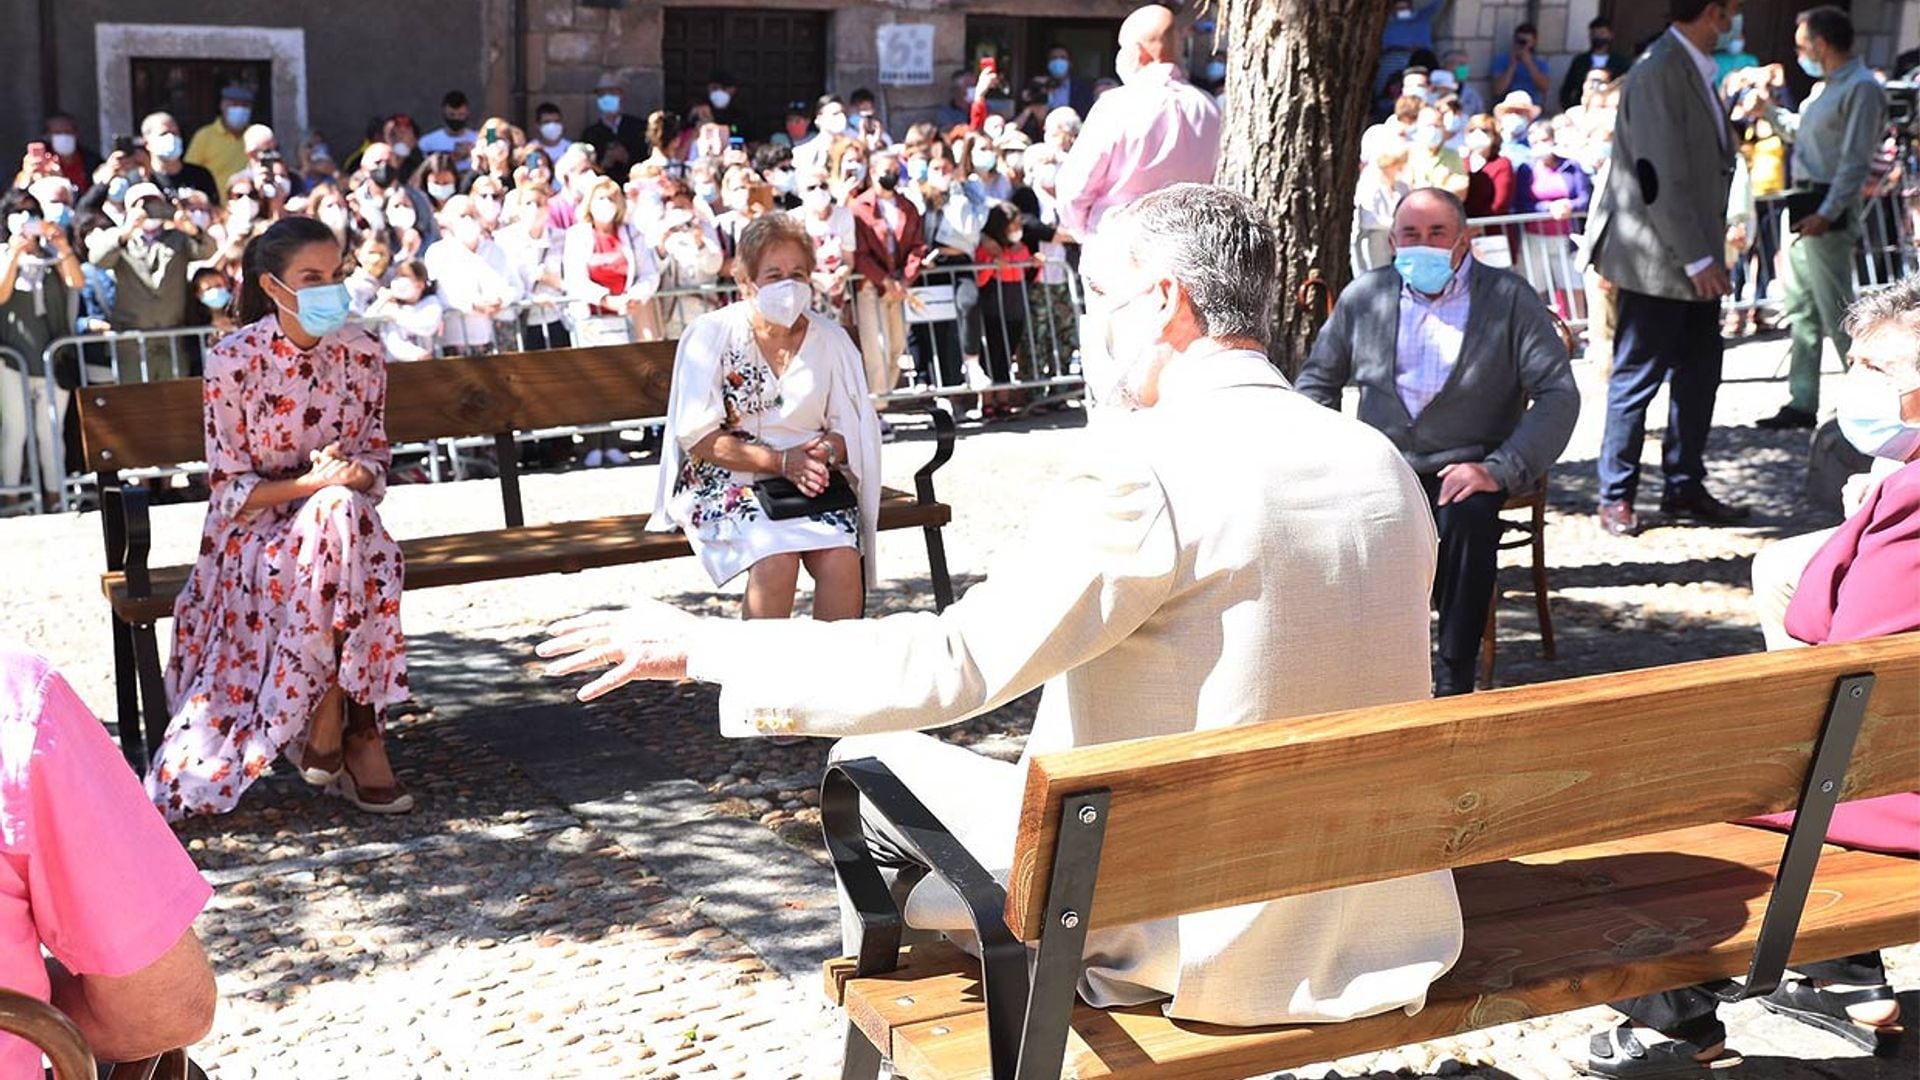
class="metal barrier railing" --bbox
[1358,198,1919,332]
[17,258,1088,514]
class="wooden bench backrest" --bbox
[1005,634,1920,939]
[76,341,680,472]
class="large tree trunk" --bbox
[1215,0,1396,376]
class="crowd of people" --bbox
[0,27,1217,505]
[1357,1,1915,348]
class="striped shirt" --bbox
[1395,258,1473,421]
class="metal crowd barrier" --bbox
[15,260,1089,514]
[1357,200,1920,333]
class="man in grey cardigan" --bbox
[1298,188,1577,696]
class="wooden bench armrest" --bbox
[0,988,96,1080]
[824,757,1033,1077]
[912,406,957,507]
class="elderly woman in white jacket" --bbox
[563,175,662,345]
[650,213,881,622]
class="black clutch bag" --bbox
[752,472,858,520]
[1784,185,1848,232]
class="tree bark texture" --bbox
[1214,0,1395,376]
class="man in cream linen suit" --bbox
[541,184,1464,1028]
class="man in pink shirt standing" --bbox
[1055,5,1223,238]
[0,642,216,1075]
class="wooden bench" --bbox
[822,634,1920,1079]
[76,340,957,773]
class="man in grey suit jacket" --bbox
[1584,0,1749,537]
[1300,188,1578,696]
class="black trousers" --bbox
[1597,290,1724,505]
[1419,475,1507,694]
[1614,952,1886,1047]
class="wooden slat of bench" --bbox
[1006,634,1920,939]
[830,823,1920,1080]
[100,491,951,623]
[78,342,681,472]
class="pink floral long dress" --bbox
[147,316,409,820]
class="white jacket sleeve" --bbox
[685,451,1178,738]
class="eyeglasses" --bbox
[799,185,827,194]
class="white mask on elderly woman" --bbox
[750,279,810,327]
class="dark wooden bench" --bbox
[76,340,956,773]
[822,634,1920,1079]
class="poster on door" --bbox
[877,24,935,86]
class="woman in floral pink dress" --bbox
[148,217,413,820]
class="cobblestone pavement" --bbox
[4,333,1914,1079]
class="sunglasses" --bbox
[799,185,827,194]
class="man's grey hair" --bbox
[1393,187,1469,232]
[1106,183,1276,342]
[1844,275,1920,370]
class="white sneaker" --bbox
[583,449,605,468]
[605,448,631,466]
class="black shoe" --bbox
[1660,487,1751,525]
[1433,659,1477,698]
[1582,1024,1721,1079]
[1755,406,1817,430]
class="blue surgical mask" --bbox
[1393,245,1459,294]
[1205,61,1227,82]
[971,150,998,173]
[1836,368,1920,461]
[1048,58,1071,80]
[906,157,929,182]
[46,204,72,229]
[271,276,353,337]
[200,287,232,311]
[1798,55,1826,79]
[224,105,252,129]
[107,176,130,202]
[596,94,622,115]
[1714,14,1743,54]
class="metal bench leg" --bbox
[130,623,170,766]
[110,619,145,773]
[923,526,954,612]
[840,1019,885,1080]
[1478,593,1498,691]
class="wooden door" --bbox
[127,58,273,143]
[662,9,828,143]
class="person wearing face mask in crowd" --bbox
[42,114,98,191]
[1362,94,1426,168]
[87,183,214,380]
[1375,0,1444,118]
[308,182,356,248]
[651,177,726,336]
[967,138,1014,203]
[564,176,661,366]
[1299,188,1578,698]
[150,215,413,819]
[469,121,519,188]
[1058,7,1221,241]
[850,89,892,153]
[1044,45,1095,116]
[419,91,480,172]
[367,260,444,364]
[1461,116,1516,224]
[413,153,464,211]
[531,102,573,164]
[468,174,509,241]
[581,74,647,185]
[1013,84,1052,146]
[0,190,86,509]
[793,95,851,178]
[973,202,1035,419]
[791,166,857,327]
[190,267,238,339]
[139,112,217,202]
[1514,122,1593,320]
[514,145,556,196]
[1202,52,1229,107]
[1402,67,1434,105]
[1407,107,1468,198]
[1584,296,1917,1080]
[689,123,731,168]
[1712,14,1759,82]
[1559,17,1633,113]
[494,186,570,353]
[424,194,520,355]
[713,166,772,278]
[642,212,881,624]
[1434,93,1469,155]
[752,144,800,212]
[704,74,745,134]
[1354,145,1414,274]
[353,142,440,249]
[913,152,992,392]
[244,124,305,202]
[545,143,598,231]
[1752,5,1888,432]
[300,135,339,189]
[1014,143,1081,377]
[1491,22,1551,108]
[1493,93,1541,168]
[826,139,871,206]
[544,186,1465,1033]
[1442,51,1487,116]
[773,102,814,151]
[381,114,421,175]
[186,87,256,204]
[851,148,925,404]
[344,234,392,315]
[382,186,429,264]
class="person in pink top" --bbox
[1053,5,1221,239]
[0,642,216,1076]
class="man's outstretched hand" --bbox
[537,601,703,701]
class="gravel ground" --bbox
[4,330,1914,1079]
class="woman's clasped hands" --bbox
[780,432,846,497]
[302,443,376,494]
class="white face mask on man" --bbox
[1079,282,1168,411]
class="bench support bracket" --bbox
[1014,789,1110,1080]
[1711,671,1876,1002]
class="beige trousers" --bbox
[854,286,908,403]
